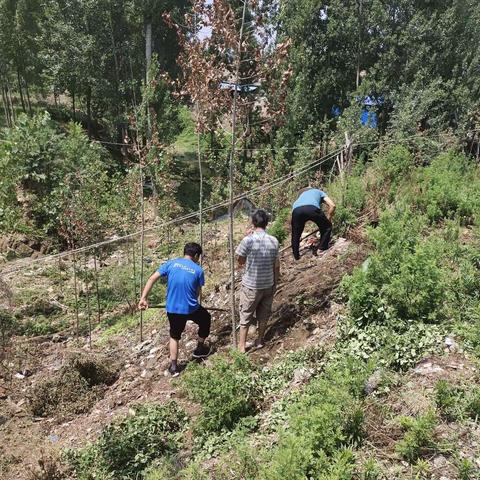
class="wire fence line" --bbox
[0,147,343,277]
[1,127,477,277]
[1,128,477,346]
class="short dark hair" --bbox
[184,242,203,257]
[251,209,269,229]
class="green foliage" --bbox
[268,207,290,244]
[327,173,367,236]
[457,458,478,480]
[65,402,188,480]
[260,358,367,480]
[395,410,438,463]
[180,350,259,434]
[435,380,480,422]
[360,458,382,480]
[408,151,480,225]
[0,113,118,245]
[374,145,414,182]
[340,208,448,369]
[29,354,117,418]
[0,308,17,345]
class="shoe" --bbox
[192,344,212,358]
[167,363,180,377]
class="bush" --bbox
[408,151,480,225]
[268,207,290,244]
[395,410,438,463]
[0,307,17,345]
[29,354,118,418]
[65,402,188,479]
[339,208,450,369]
[327,174,367,236]
[260,358,367,480]
[435,380,480,422]
[373,145,414,181]
[180,350,259,433]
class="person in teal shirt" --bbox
[291,187,336,260]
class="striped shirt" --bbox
[236,230,279,289]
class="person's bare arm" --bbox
[138,271,161,310]
[237,255,246,268]
[323,196,336,221]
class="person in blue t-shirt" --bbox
[291,186,336,260]
[138,242,211,377]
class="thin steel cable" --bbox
[1,126,473,277]
[0,148,343,276]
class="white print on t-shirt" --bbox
[172,262,196,275]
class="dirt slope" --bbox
[0,237,367,479]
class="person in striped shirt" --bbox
[236,209,280,353]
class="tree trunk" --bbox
[6,82,16,122]
[16,70,26,112]
[72,89,76,121]
[25,79,33,115]
[145,23,152,80]
[2,83,11,127]
[86,85,92,138]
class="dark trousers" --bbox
[167,305,211,340]
[291,205,332,260]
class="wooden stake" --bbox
[72,251,80,336]
[84,255,92,348]
[228,0,249,347]
[93,249,101,324]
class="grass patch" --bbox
[29,354,118,418]
[65,402,188,479]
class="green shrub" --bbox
[30,354,118,418]
[0,308,17,345]
[374,145,414,181]
[268,207,290,244]
[260,358,367,480]
[327,174,367,236]
[395,410,438,463]
[409,151,480,225]
[360,458,382,480]
[65,402,188,479]
[435,380,480,422]
[435,380,465,421]
[180,350,259,434]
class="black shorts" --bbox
[167,305,211,340]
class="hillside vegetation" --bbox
[1,1,480,479]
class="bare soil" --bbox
[0,236,367,479]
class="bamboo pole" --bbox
[84,255,92,348]
[228,0,249,347]
[93,249,101,324]
[72,251,80,336]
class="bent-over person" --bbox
[236,209,280,353]
[291,186,336,260]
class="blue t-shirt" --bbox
[292,189,327,210]
[158,258,205,314]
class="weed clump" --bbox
[395,410,438,462]
[435,380,480,422]
[65,402,188,479]
[180,350,259,434]
[29,354,118,417]
[267,208,290,244]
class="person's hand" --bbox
[138,298,148,310]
